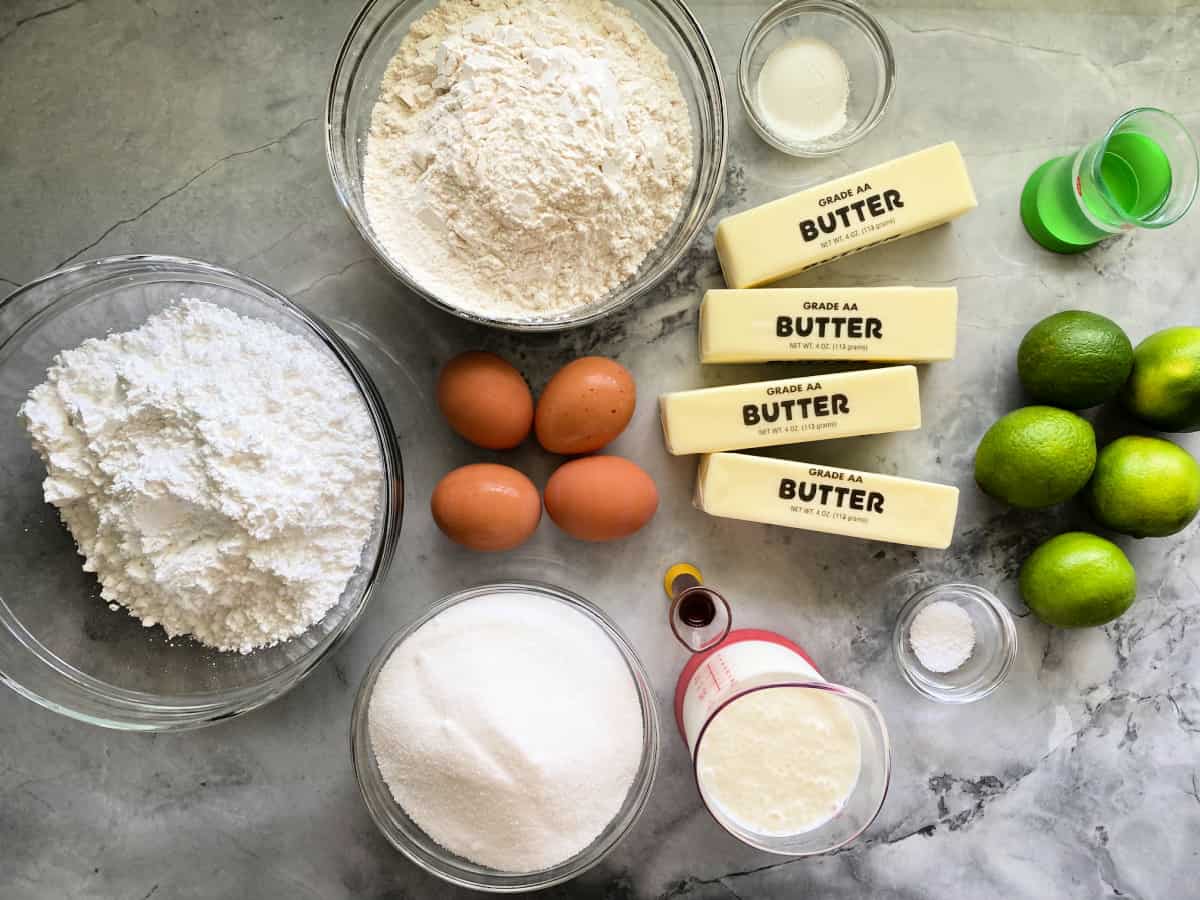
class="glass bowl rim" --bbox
[1093,106,1199,229]
[0,253,404,731]
[323,0,729,332]
[690,680,892,856]
[737,0,896,158]
[892,582,1019,704]
[350,579,661,892]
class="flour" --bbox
[368,590,644,872]
[363,0,694,321]
[20,300,382,654]
[909,600,976,673]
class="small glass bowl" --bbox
[739,0,895,157]
[893,583,1017,704]
[0,255,403,731]
[326,0,728,331]
[351,582,660,892]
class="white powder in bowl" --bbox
[755,37,850,142]
[368,591,645,872]
[909,600,976,673]
[20,300,382,654]
[362,0,694,322]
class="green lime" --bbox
[1017,310,1134,409]
[974,406,1097,508]
[1088,435,1200,538]
[1122,326,1200,432]
[1020,532,1137,627]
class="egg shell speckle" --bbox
[535,357,636,455]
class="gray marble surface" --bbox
[3,0,1199,897]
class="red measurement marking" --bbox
[1075,175,1083,196]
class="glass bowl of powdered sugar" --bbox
[0,255,402,730]
[325,0,727,331]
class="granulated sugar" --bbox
[368,590,644,872]
[363,0,693,322]
[21,300,382,653]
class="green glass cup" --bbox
[1020,107,1198,253]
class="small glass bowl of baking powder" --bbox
[739,0,895,157]
[893,583,1018,704]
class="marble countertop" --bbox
[3,1,1198,897]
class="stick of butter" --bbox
[659,365,920,455]
[715,142,978,288]
[695,453,959,549]
[700,287,958,364]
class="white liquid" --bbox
[695,686,861,836]
[755,37,850,142]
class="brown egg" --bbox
[437,351,533,450]
[535,356,636,455]
[544,456,658,542]
[431,464,541,551]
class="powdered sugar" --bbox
[20,300,382,654]
[363,0,693,322]
[368,590,644,872]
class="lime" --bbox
[1020,532,1137,627]
[1122,326,1200,432]
[974,406,1097,508]
[1088,435,1200,538]
[1017,310,1133,409]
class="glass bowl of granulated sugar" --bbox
[326,0,727,331]
[0,255,403,731]
[352,582,660,891]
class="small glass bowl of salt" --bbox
[893,583,1018,704]
[738,0,895,156]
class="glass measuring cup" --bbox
[666,565,891,856]
[1020,107,1199,253]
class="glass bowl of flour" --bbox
[351,582,660,891]
[0,255,402,730]
[326,0,727,331]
